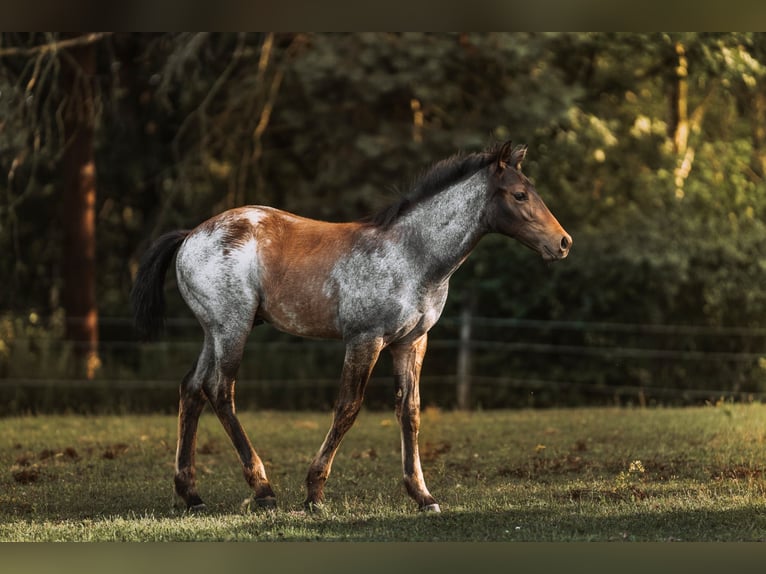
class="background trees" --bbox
[1,33,765,408]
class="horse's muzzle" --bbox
[559,233,572,258]
[543,233,572,261]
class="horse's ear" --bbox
[497,140,515,170]
[511,145,527,171]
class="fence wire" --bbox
[2,315,766,409]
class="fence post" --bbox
[456,292,474,410]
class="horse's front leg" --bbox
[390,334,440,512]
[304,337,383,511]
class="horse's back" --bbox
[176,206,360,339]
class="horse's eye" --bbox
[513,192,528,201]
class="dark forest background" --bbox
[2,33,766,412]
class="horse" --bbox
[131,140,572,513]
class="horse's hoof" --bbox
[187,502,207,513]
[420,503,441,513]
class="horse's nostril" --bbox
[561,235,572,251]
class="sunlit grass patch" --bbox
[1,405,766,540]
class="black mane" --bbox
[366,143,505,228]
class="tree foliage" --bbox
[2,32,766,400]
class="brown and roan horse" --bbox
[131,141,571,513]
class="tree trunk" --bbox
[670,41,692,200]
[668,39,713,200]
[60,38,100,379]
[751,87,766,179]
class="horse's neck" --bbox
[391,170,489,282]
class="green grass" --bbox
[1,403,766,541]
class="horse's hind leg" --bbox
[204,326,276,510]
[175,327,275,511]
[174,352,211,510]
[206,377,276,510]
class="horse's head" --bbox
[485,142,571,262]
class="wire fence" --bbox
[2,314,766,412]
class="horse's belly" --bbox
[258,295,342,339]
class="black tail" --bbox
[131,230,190,340]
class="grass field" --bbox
[1,403,766,541]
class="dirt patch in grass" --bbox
[421,441,451,462]
[197,440,221,455]
[39,447,80,461]
[11,464,41,484]
[102,443,129,459]
[351,448,378,460]
[10,445,83,484]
